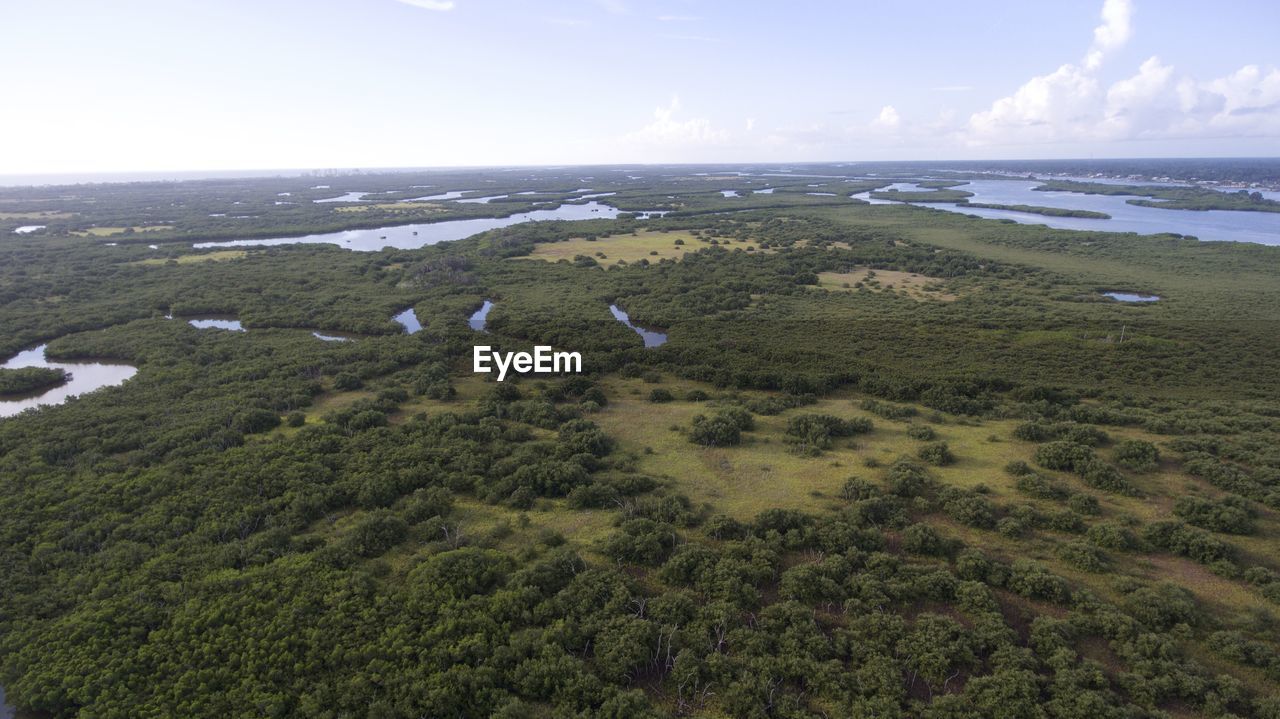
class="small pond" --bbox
[609,304,667,347]
[393,308,422,334]
[1103,292,1160,303]
[1,344,138,418]
[187,316,245,331]
[469,300,493,332]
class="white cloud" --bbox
[393,0,455,10]
[963,0,1280,147]
[1086,0,1133,70]
[745,117,756,132]
[626,96,728,146]
[872,105,901,129]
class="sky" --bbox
[2,0,1279,175]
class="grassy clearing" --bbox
[519,229,708,267]
[592,375,1025,519]
[817,267,957,301]
[390,373,492,423]
[136,250,248,266]
[0,211,74,220]
[72,225,173,237]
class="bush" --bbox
[333,372,363,391]
[917,441,955,466]
[1086,521,1137,551]
[785,413,872,452]
[943,493,996,529]
[346,511,408,558]
[597,519,677,564]
[686,389,708,401]
[1003,460,1033,476]
[906,424,937,441]
[1057,541,1109,572]
[887,461,933,498]
[1007,560,1069,602]
[1079,459,1138,495]
[648,388,674,403]
[860,398,917,421]
[1143,521,1234,564]
[1014,473,1069,500]
[1034,441,1094,473]
[1122,582,1197,631]
[1113,439,1159,472]
[1172,494,1255,535]
[838,477,880,501]
[903,524,950,556]
[689,413,742,447]
[1066,493,1101,515]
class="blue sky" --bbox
[2,0,1278,173]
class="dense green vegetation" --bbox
[0,366,67,395]
[1,165,1279,717]
[964,202,1112,219]
[1035,180,1280,213]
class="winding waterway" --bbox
[609,305,667,347]
[0,344,138,418]
[195,201,665,252]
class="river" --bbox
[194,201,665,252]
[857,179,1280,245]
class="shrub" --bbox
[648,388,674,403]
[838,477,880,502]
[333,372,363,391]
[1034,441,1095,473]
[1143,521,1234,564]
[1113,439,1160,472]
[1003,460,1033,476]
[1079,460,1138,495]
[1007,560,1069,602]
[1172,494,1255,535]
[917,441,954,466]
[785,413,872,452]
[1057,541,1109,572]
[860,398,917,421]
[886,461,933,498]
[1122,582,1197,631]
[1086,522,1138,551]
[903,524,949,556]
[345,511,408,558]
[943,493,996,529]
[1066,493,1101,516]
[1014,473,1069,501]
[906,424,937,441]
[689,413,741,447]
